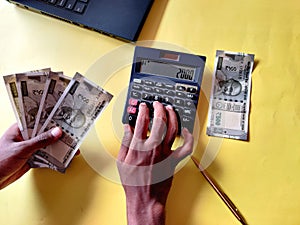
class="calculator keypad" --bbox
[125,78,198,133]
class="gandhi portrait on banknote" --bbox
[54,106,86,128]
[214,70,242,97]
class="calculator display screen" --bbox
[138,58,196,81]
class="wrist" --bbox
[125,189,166,225]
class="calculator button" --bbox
[131,91,141,99]
[183,108,195,117]
[128,114,137,126]
[133,78,142,84]
[187,86,197,93]
[143,86,153,92]
[153,95,162,102]
[176,92,186,98]
[176,85,186,91]
[132,84,142,90]
[165,84,175,89]
[182,116,194,131]
[165,90,175,96]
[154,88,163,94]
[186,93,197,100]
[142,93,152,100]
[174,98,184,106]
[185,100,194,107]
[144,80,154,86]
[127,106,137,114]
[155,82,164,88]
[129,98,139,106]
[163,97,174,105]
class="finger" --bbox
[75,149,81,156]
[5,123,20,135]
[172,128,194,165]
[0,123,23,142]
[19,127,62,157]
[147,101,167,147]
[0,163,30,190]
[133,102,149,140]
[118,124,133,162]
[163,105,178,151]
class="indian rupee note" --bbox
[3,68,50,140]
[206,50,254,140]
[29,154,61,171]
[31,72,113,172]
[3,74,25,135]
[16,71,49,139]
[32,72,70,137]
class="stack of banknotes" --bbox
[207,50,255,140]
[3,69,113,172]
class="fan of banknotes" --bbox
[3,69,113,173]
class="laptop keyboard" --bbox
[38,0,89,14]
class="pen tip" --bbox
[190,155,199,166]
[190,155,197,162]
[191,155,206,171]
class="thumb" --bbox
[22,127,62,154]
[172,128,194,165]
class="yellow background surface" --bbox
[0,0,300,225]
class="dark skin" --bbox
[117,101,194,225]
[0,123,63,189]
[0,102,193,225]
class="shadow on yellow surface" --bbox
[31,157,98,225]
[138,0,169,41]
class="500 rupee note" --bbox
[29,73,113,172]
[32,72,70,137]
[206,50,254,140]
[3,75,24,132]
[3,68,50,139]
[16,71,49,139]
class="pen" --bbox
[191,156,248,225]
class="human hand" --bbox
[0,123,62,190]
[117,101,194,225]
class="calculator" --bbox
[122,46,206,134]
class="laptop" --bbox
[7,0,154,42]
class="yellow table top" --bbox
[1,0,300,224]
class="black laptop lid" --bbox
[8,0,154,41]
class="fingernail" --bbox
[166,105,173,110]
[139,102,146,109]
[153,101,159,106]
[51,127,62,138]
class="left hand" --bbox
[0,123,62,189]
